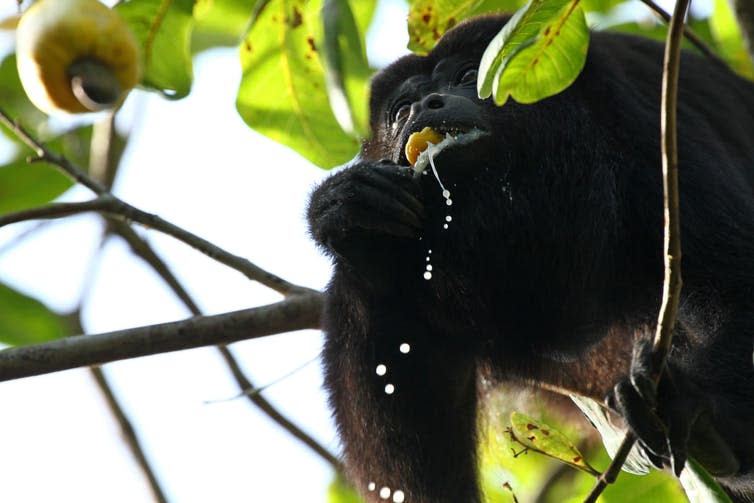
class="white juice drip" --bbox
[421,145,454,279]
[423,249,433,280]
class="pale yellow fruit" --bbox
[405,127,443,166]
[16,0,141,114]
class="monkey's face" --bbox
[360,19,510,172]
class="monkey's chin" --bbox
[412,128,488,174]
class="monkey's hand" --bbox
[307,160,424,262]
[607,338,740,478]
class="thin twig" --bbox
[90,366,170,503]
[0,221,52,255]
[0,108,307,296]
[639,0,721,63]
[217,346,343,471]
[582,1,688,501]
[108,220,342,471]
[0,292,323,381]
[77,112,171,503]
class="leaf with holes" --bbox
[478,0,588,105]
[509,411,600,476]
[236,0,360,169]
[407,0,483,54]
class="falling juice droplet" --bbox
[399,343,411,354]
[384,384,395,394]
[376,364,387,376]
[380,487,392,499]
[446,215,452,222]
[424,248,434,280]
[368,482,376,491]
[393,490,406,503]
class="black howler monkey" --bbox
[307,14,754,503]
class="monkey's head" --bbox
[361,16,512,173]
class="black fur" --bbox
[307,15,754,503]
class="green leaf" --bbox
[407,0,484,54]
[0,160,72,215]
[349,0,377,37]
[509,411,600,476]
[192,0,256,51]
[116,0,195,99]
[0,282,70,346]
[477,0,589,105]
[679,458,734,503]
[236,0,360,169]
[321,0,373,136]
[0,125,100,215]
[327,474,364,503]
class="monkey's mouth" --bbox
[405,126,488,173]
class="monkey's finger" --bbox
[611,380,668,458]
[349,183,424,231]
[344,206,420,239]
[355,166,425,219]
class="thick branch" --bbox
[109,220,342,471]
[583,0,688,501]
[0,292,323,381]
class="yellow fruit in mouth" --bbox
[405,127,443,166]
[16,0,141,114]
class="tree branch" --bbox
[583,0,688,501]
[0,292,323,381]
[0,198,114,226]
[90,366,170,503]
[66,308,170,503]
[639,0,720,62]
[0,108,307,297]
[108,220,342,471]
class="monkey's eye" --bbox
[457,68,478,86]
[392,102,411,124]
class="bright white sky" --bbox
[0,1,409,502]
[0,0,713,501]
